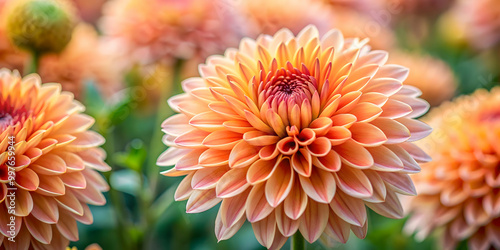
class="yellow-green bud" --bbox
[5,0,76,54]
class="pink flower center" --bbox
[264,69,317,105]
[0,113,13,131]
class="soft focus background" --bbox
[2,0,499,249]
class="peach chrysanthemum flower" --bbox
[239,0,334,36]
[0,70,110,249]
[158,26,431,248]
[100,0,246,67]
[387,51,457,106]
[405,87,500,250]
[37,23,122,100]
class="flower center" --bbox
[0,113,13,131]
[263,68,317,108]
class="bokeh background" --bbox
[2,0,499,249]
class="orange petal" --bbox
[175,129,210,148]
[161,114,191,136]
[324,210,350,243]
[306,137,331,157]
[325,126,351,146]
[56,212,79,241]
[229,140,260,168]
[334,140,373,169]
[24,215,52,244]
[202,130,242,150]
[277,137,298,155]
[276,205,299,237]
[330,191,366,227]
[192,166,229,190]
[299,168,336,203]
[363,170,387,203]
[189,111,226,132]
[309,117,333,136]
[252,213,276,248]
[366,190,404,219]
[186,189,221,213]
[291,149,312,177]
[215,209,246,241]
[298,199,329,243]
[284,178,308,220]
[379,172,417,196]
[216,167,250,198]
[243,131,280,146]
[366,146,404,172]
[247,157,279,184]
[396,118,432,142]
[246,183,274,222]
[370,118,410,144]
[16,168,39,191]
[313,150,341,172]
[220,189,250,227]
[174,173,194,201]
[350,122,387,146]
[350,102,383,123]
[174,149,204,171]
[265,158,294,207]
[380,99,412,119]
[198,149,230,167]
[334,167,373,198]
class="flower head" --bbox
[0,70,110,249]
[158,26,431,248]
[405,87,500,250]
[100,0,246,67]
[387,51,457,106]
[5,0,76,53]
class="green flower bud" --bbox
[6,0,76,54]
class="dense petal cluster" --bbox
[158,26,431,248]
[100,0,246,67]
[405,87,500,250]
[388,51,457,106]
[0,70,110,249]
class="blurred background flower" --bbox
[387,51,458,106]
[405,87,500,250]
[0,70,110,249]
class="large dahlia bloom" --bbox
[100,0,246,67]
[388,51,457,106]
[405,87,500,250]
[0,70,110,249]
[158,26,431,248]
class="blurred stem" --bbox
[102,126,133,250]
[147,59,184,197]
[141,59,184,248]
[291,233,305,250]
[25,50,40,74]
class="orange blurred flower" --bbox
[0,70,110,249]
[378,0,455,17]
[100,0,246,67]
[158,26,431,248]
[388,51,457,106]
[405,87,500,250]
[37,23,122,100]
[239,0,335,36]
